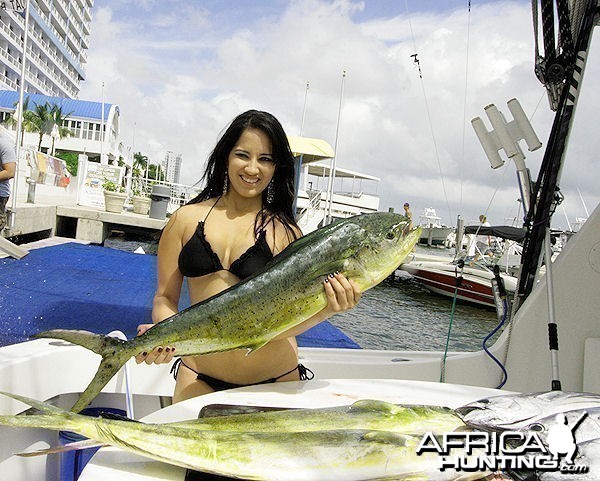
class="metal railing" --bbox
[129,178,202,210]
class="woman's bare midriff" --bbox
[172,270,300,402]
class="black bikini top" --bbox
[178,199,274,280]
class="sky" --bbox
[78,0,599,229]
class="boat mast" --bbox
[515,0,599,305]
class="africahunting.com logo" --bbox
[416,412,590,475]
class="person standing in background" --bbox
[403,202,413,229]
[0,129,16,231]
[475,214,492,258]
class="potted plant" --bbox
[130,184,151,215]
[102,178,127,213]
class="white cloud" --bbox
[80,0,599,228]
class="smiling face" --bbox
[226,128,275,201]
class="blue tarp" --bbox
[0,243,360,349]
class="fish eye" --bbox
[528,423,545,432]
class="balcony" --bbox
[0,72,18,90]
[50,8,68,37]
[0,19,23,47]
[54,0,69,19]
[33,0,51,14]
[0,46,20,71]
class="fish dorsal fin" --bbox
[98,412,140,423]
[360,431,413,446]
[350,399,402,413]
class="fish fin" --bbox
[198,404,291,418]
[17,439,105,457]
[0,391,81,433]
[70,351,132,413]
[31,330,134,413]
[244,339,271,355]
[0,390,65,415]
[31,329,119,356]
[98,411,140,423]
[360,431,414,446]
[350,399,404,413]
[95,422,148,455]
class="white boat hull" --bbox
[418,226,454,246]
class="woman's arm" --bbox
[136,210,185,364]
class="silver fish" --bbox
[520,408,600,446]
[456,391,600,431]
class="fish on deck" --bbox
[0,392,480,481]
[457,391,600,431]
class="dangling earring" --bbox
[222,170,228,195]
[266,181,274,204]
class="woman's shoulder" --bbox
[172,198,218,222]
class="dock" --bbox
[3,202,167,244]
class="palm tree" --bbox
[131,152,149,195]
[15,101,72,152]
[20,101,53,151]
[132,152,148,178]
[48,104,73,155]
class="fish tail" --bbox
[32,329,117,355]
[0,391,80,432]
[70,348,134,413]
[32,329,135,413]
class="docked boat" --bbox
[417,207,454,247]
[400,225,525,308]
[399,258,518,309]
[1,1,599,480]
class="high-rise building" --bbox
[164,151,182,184]
[0,0,93,98]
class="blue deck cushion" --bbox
[0,243,360,349]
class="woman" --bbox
[136,110,361,403]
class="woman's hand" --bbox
[323,272,361,314]
[134,323,176,365]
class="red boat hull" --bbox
[401,264,499,308]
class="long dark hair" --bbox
[189,110,299,241]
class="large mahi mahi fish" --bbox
[0,392,473,481]
[33,212,420,412]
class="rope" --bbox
[404,0,453,223]
[440,261,463,382]
[482,298,509,389]
[458,0,473,214]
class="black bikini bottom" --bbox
[170,358,314,392]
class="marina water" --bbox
[105,236,498,352]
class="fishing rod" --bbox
[518,0,598,391]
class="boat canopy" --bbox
[287,136,335,163]
[464,225,526,242]
[306,162,380,181]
